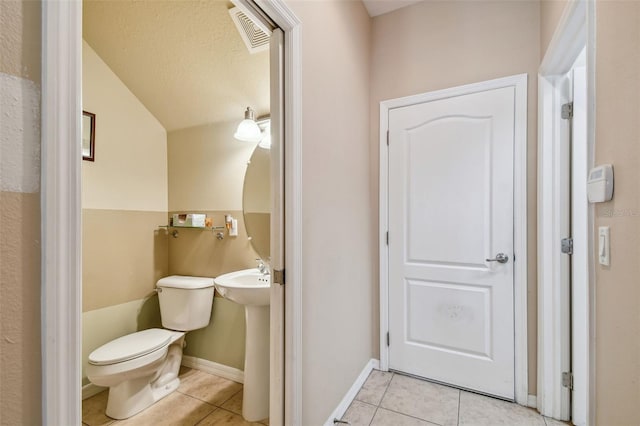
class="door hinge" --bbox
[561,237,573,255]
[273,269,285,285]
[386,130,389,146]
[561,102,574,119]
[562,371,574,390]
[386,332,390,346]
[386,231,389,246]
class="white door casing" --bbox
[388,86,515,399]
[538,1,594,422]
[571,56,588,426]
[380,74,529,405]
[269,27,285,426]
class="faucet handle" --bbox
[255,258,268,274]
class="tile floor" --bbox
[340,370,570,426]
[84,367,569,426]
[82,367,269,426]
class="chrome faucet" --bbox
[256,258,269,275]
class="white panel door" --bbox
[388,86,516,399]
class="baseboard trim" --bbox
[528,394,537,408]
[324,358,380,426]
[181,355,245,384]
[82,383,106,400]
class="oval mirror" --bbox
[243,145,270,260]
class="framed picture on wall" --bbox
[82,111,96,161]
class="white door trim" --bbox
[40,1,302,425]
[537,0,594,424]
[379,74,529,405]
[41,0,83,423]
[253,3,303,424]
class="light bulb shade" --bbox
[234,119,262,142]
[258,133,271,149]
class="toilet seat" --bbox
[89,328,172,366]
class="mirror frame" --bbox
[82,110,95,162]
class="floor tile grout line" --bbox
[217,387,243,407]
[366,370,393,426]
[173,389,223,410]
[216,406,269,425]
[373,372,458,426]
[457,389,461,426]
[375,371,394,408]
[368,406,379,426]
[191,404,218,426]
[377,406,443,426]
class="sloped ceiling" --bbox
[362,0,423,17]
[83,0,270,131]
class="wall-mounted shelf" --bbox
[158,225,226,239]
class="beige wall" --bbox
[82,209,169,312]
[593,1,640,423]
[82,40,169,384]
[371,0,541,395]
[167,122,264,370]
[168,121,255,212]
[285,1,374,424]
[0,1,42,424]
[540,0,570,60]
[82,40,168,212]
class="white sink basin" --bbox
[214,268,271,421]
[214,268,270,306]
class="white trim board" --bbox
[537,0,594,424]
[379,74,529,406]
[254,1,303,424]
[324,359,380,426]
[41,0,83,424]
[181,356,245,384]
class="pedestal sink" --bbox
[214,268,270,422]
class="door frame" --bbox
[379,74,529,405]
[40,0,302,424]
[537,0,594,424]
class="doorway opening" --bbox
[41,1,302,425]
[537,1,594,424]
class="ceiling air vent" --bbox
[229,7,269,54]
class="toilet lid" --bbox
[88,328,172,366]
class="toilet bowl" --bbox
[87,276,214,420]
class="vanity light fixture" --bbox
[258,122,271,149]
[234,107,262,143]
[235,107,272,149]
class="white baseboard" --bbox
[324,358,380,426]
[528,394,537,408]
[82,383,106,400]
[181,355,244,384]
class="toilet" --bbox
[86,275,215,420]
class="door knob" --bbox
[486,253,509,264]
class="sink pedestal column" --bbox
[242,305,270,422]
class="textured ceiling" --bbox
[83,0,270,131]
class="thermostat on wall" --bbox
[587,164,614,203]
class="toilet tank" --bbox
[156,276,215,331]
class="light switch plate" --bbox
[599,226,610,266]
